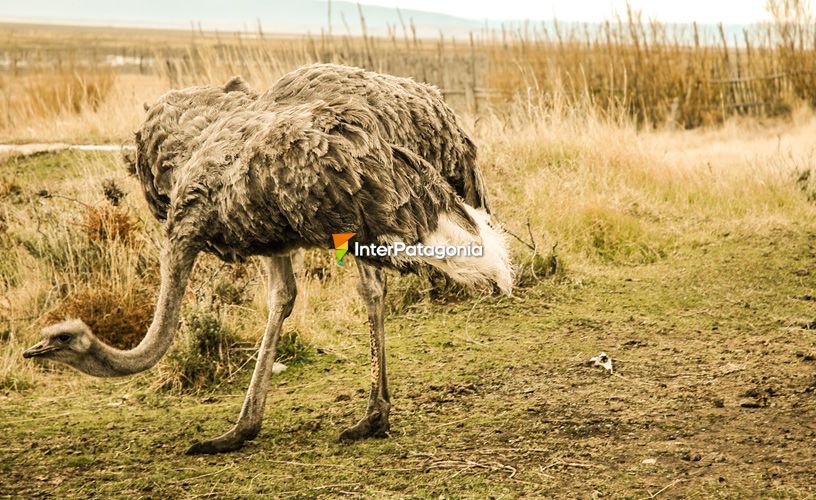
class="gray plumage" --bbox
[268,64,491,212]
[136,64,490,224]
[27,64,511,455]
[164,95,478,267]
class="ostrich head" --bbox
[23,319,98,373]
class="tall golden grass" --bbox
[144,2,816,128]
[1,0,815,140]
[0,68,115,131]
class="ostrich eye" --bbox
[56,334,72,343]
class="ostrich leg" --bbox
[340,262,391,440]
[187,255,296,455]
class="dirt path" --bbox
[0,143,134,157]
[1,222,814,497]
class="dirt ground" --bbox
[1,218,814,498]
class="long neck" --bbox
[80,245,198,377]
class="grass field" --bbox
[1,5,816,497]
[2,106,815,495]
[1,225,815,497]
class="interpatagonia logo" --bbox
[332,232,355,266]
[331,231,484,266]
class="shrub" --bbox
[574,206,667,264]
[82,204,138,245]
[213,278,246,306]
[101,179,126,207]
[275,329,314,366]
[387,273,430,314]
[43,285,154,350]
[514,247,560,288]
[153,309,247,393]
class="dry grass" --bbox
[0,68,115,131]
[81,204,139,245]
[0,73,163,143]
[1,99,814,392]
[0,1,815,142]
[0,2,815,392]
[484,9,809,128]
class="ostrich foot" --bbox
[185,426,259,455]
[339,403,390,441]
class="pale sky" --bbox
[360,0,773,24]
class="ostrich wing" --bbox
[208,99,477,257]
[266,63,491,212]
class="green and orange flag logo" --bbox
[332,233,355,266]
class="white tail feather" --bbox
[419,205,514,294]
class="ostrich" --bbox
[24,65,513,455]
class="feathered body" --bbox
[183,99,475,258]
[268,64,491,212]
[134,64,511,291]
[137,64,490,218]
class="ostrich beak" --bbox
[23,341,58,359]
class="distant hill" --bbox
[0,0,758,44]
[0,0,485,37]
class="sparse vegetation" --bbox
[154,308,247,393]
[82,204,139,245]
[1,2,816,496]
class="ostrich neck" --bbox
[80,245,197,377]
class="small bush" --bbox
[574,207,666,264]
[82,205,138,244]
[387,273,430,314]
[154,309,247,393]
[276,329,314,366]
[514,248,560,288]
[44,285,154,349]
[213,278,246,306]
[427,270,477,303]
[101,179,126,207]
